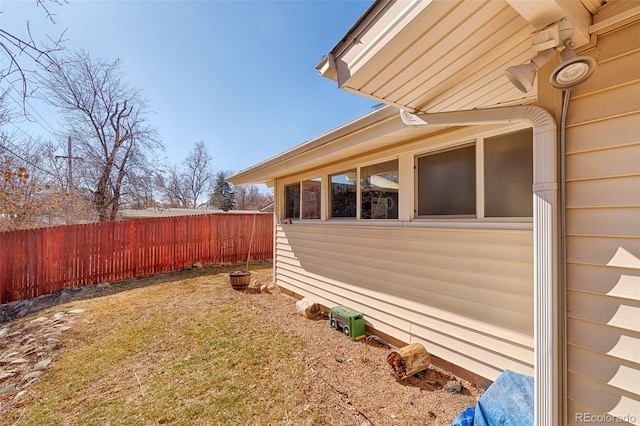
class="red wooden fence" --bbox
[0,213,273,304]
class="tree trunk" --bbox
[386,343,431,379]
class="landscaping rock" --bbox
[34,359,52,371]
[23,371,43,382]
[0,371,18,381]
[0,309,79,409]
[445,382,465,395]
[0,384,17,395]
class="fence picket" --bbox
[0,213,273,304]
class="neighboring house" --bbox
[228,1,639,425]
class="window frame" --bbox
[414,126,534,223]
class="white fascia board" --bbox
[316,0,432,87]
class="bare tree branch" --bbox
[0,1,68,114]
[40,49,163,221]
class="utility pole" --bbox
[55,136,82,190]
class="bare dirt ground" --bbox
[0,263,482,425]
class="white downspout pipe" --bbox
[401,106,559,426]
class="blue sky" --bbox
[1,0,376,182]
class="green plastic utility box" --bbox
[329,305,366,340]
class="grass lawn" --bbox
[6,263,317,425]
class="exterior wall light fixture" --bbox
[505,18,597,93]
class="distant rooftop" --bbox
[118,208,264,220]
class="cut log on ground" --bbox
[386,343,431,379]
[295,298,323,319]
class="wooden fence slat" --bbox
[0,213,273,304]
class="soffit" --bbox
[327,0,599,114]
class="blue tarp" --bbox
[451,370,534,426]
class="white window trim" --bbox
[401,106,558,426]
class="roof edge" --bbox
[228,105,399,185]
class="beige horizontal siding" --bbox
[565,20,640,425]
[565,112,639,153]
[274,223,534,381]
[565,143,640,181]
[567,373,639,424]
[567,263,639,300]
[567,208,640,238]
[566,176,640,208]
[568,316,640,365]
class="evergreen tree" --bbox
[210,171,234,211]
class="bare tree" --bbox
[123,167,161,210]
[41,49,163,221]
[157,164,188,208]
[234,185,265,210]
[156,141,215,209]
[0,140,67,230]
[0,131,97,228]
[0,0,67,111]
[182,141,214,209]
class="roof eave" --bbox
[227,105,400,186]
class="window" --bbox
[416,128,533,219]
[302,178,321,219]
[361,160,398,219]
[484,129,533,217]
[417,145,475,216]
[284,183,300,219]
[330,170,356,218]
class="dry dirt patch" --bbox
[1,262,481,425]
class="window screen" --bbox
[417,145,476,216]
[484,128,533,217]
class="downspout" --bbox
[560,89,571,424]
[401,106,559,426]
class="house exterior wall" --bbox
[564,21,640,424]
[272,122,538,383]
[274,223,533,382]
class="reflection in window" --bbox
[330,171,356,218]
[484,128,533,217]
[361,160,399,219]
[417,145,475,216]
[284,183,300,219]
[302,178,321,219]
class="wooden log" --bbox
[386,343,431,379]
[295,298,322,319]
